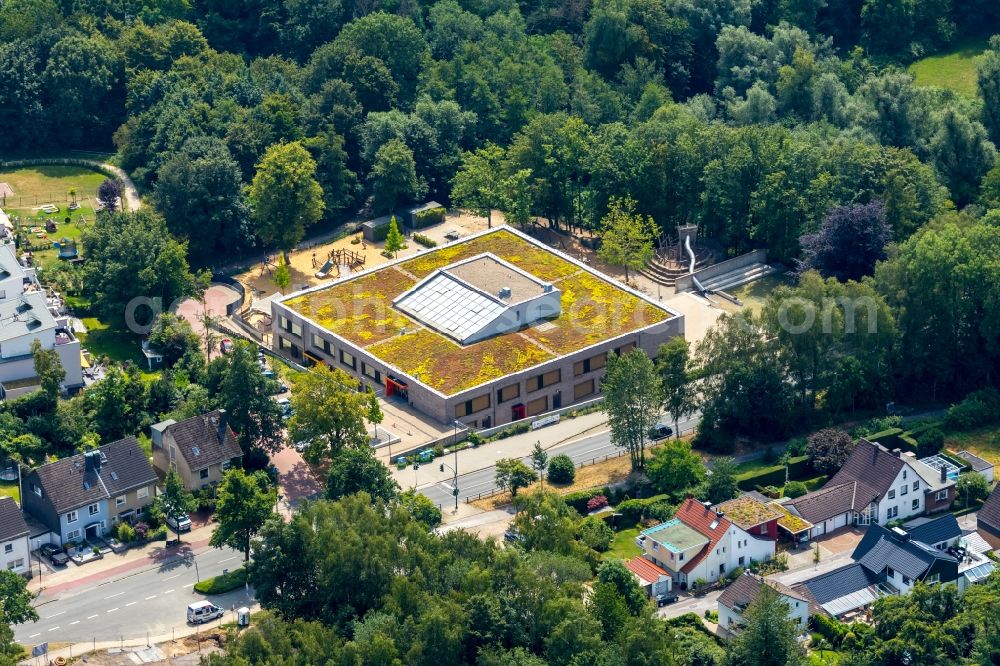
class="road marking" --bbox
[107,608,119,613]
[126,601,136,607]
[183,583,194,588]
[70,621,80,625]
[28,633,39,639]
[164,574,181,581]
[87,614,99,620]
[104,591,125,599]
[164,589,175,594]
[44,611,65,619]
[145,595,157,600]
[48,627,60,632]
[219,556,238,563]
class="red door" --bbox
[511,403,526,421]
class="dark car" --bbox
[39,544,69,566]
[649,423,674,441]
[656,593,679,607]
[503,529,523,543]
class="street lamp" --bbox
[439,462,459,512]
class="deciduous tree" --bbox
[156,468,196,542]
[596,196,656,281]
[325,448,399,502]
[723,584,806,666]
[495,458,538,498]
[603,349,661,470]
[211,468,276,561]
[249,141,324,262]
[805,428,855,475]
[657,337,695,439]
[452,143,506,228]
[288,364,368,459]
[647,439,705,496]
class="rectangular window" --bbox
[88,503,99,516]
[455,394,491,418]
[526,395,548,417]
[739,556,745,566]
[115,496,126,507]
[497,383,520,403]
[527,369,561,392]
[887,567,895,578]
[3,544,11,554]
[912,499,919,510]
[573,379,595,400]
[200,468,210,480]
[935,489,948,501]
[889,490,895,499]
[927,573,940,584]
[67,529,81,541]
[901,484,908,496]
[6,558,23,571]
[913,481,919,491]
[312,334,334,356]
[222,461,232,471]
[278,316,303,337]
[67,510,78,523]
[362,362,381,382]
[339,349,356,370]
[278,337,301,358]
[573,352,607,377]
[887,506,898,519]
[137,487,149,499]
[902,576,912,585]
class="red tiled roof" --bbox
[675,497,732,574]
[626,556,670,585]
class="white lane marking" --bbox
[70,621,80,625]
[104,591,126,599]
[126,601,136,607]
[219,556,238,563]
[183,583,194,588]
[87,614,99,619]
[107,608,119,613]
[28,633,40,639]
[164,574,181,581]
[164,589,175,594]
[48,626,60,632]
[145,595,157,600]
[44,611,65,619]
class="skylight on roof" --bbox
[192,446,201,456]
[110,471,118,481]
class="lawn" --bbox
[718,273,794,315]
[605,525,642,560]
[908,38,988,98]
[0,481,20,504]
[0,165,106,209]
[944,424,1000,464]
[9,204,93,269]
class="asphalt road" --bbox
[15,546,254,645]
[419,413,703,507]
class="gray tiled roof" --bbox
[785,482,856,524]
[956,451,993,473]
[905,514,961,545]
[32,437,157,514]
[0,496,28,541]
[162,410,242,472]
[718,572,809,611]
[800,563,880,605]
[852,524,957,580]
[980,485,1000,535]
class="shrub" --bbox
[548,455,576,484]
[193,487,218,512]
[194,567,247,594]
[586,495,609,512]
[413,206,446,228]
[783,480,808,498]
[945,388,1000,431]
[413,233,437,248]
[615,494,671,524]
[856,415,903,437]
[645,500,675,522]
[116,522,137,543]
[563,488,608,514]
[133,522,149,540]
[916,427,945,457]
[812,613,848,648]
[956,473,991,509]
[433,443,445,457]
[578,517,613,551]
[148,525,168,541]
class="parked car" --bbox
[293,440,309,453]
[503,529,523,543]
[648,423,674,441]
[273,382,289,395]
[187,601,224,624]
[39,543,69,566]
[656,593,679,607]
[167,514,193,533]
[276,397,292,419]
[220,338,234,354]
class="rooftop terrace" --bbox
[641,518,709,554]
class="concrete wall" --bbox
[675,249,768,292]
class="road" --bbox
[418,412,703,507]
[15,546,254,644]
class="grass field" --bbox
[908,38,987,97]
[0,165,106,207]
[944,424,1000,464]
[605,525,642,560]
[76,317,159,381]
[0,481,20,504]
[716,273,794,315]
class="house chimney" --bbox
[716,510,725,520]
[892,448,902,458]
[940,465,947,482]
[84,450,101,473]
[217,409,228,443]
[703,501,712,511]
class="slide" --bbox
[684,234,708,295]
[314,258,334,279]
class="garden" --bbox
[908,37,988,98]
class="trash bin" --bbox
[237,607,251,627]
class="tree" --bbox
[85,364,148,442]
[530,442,549,488]
[647,439,705,496]
[547,454,576,484]
[956,473,990,509]
[806,429,855,476]
[930,107,997,208]
[400,489,442,527]
[213,342,285,456]
[452,143,505,228]
[0,569,38,654]
[977,36,1000,145]
[42,35,124,147]
[156,468,196,542]
[723,584,806,666]
[249,141,324,261]
[31,339,64,409]
[370,138,424,212]
[383,215,405,258]
[97,178,123,211]
[798,201,890,282]
[326,448,399,502]
[273,256,291,295]
[210,469,276,562]
[366,387,383,441]
[705,457,740,504]
[603,349,661,471]
[148,313,200,367]
[495,458,538,498]
[657,337,695,439]
[596,196,656,281]
[288,364,368,459]
[596,560,647,615]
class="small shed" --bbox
[406,201,445,229]
[956,451,995,484]
[361,215,393,243]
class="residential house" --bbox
[979,484,1000,550]
[0,496,30,576]
[22,438,157,546]
[785,439,955,539]
[713,493,783,540]
[625,555,672,598]
[637,497,776,588]
[955,451,994,484]
[150,410,242,491]
[717,571,810,634]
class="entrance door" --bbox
[511,403,526,421]
[85,523,100,540]
[553,391,562,409]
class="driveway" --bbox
[271,445,323,514]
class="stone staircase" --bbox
[699,263,776,293]
[639,248,714,286]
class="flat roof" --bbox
[445,254,547,303]
[641,518,709,553]
[280,227,680,396]
[0,291,56,344]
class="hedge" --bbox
[413,233,437,248]
[811,613,848,648]
[194,567,247,594]
[413,206,446,228]
[736,456,810,491]
[564,488,609,514]
[865,428,904,449]
[616,494,672,524]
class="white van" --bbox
[187,601,224,624]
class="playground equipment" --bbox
[56,237,79,259]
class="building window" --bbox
[679,552,684,561]
[739,556,745,566]
[222,461,232,471]
[32,484,41,498]
[935,489,948,501]
[67,510,78,523]
[887,506,898,519]
[137,487,149,499]
[901,484,908,496]
[455,394,491,418]
[115,496,126,506]
[573,379,595,400]
[339,349,356,370]
[67,529,81,541]
[278,315,302,337]
[527,369,560,392]
[903,470,907,479]
[926,573,940,584]
[902,576,912,585]
[88,503,99,516]
[573,352,607,377]
[889,490,895,499]
[614,342,636,356]
[887,567,895,578]
[362,362,381,382]
[497,383,520,403]
[3,544,11,554]
[278,336,301,358]
[312,334,334,356]
[200,468,210,480]
[913,481,919,491]
[7,559,24,571]
[912,499,919,510]
[526,395,548,416]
